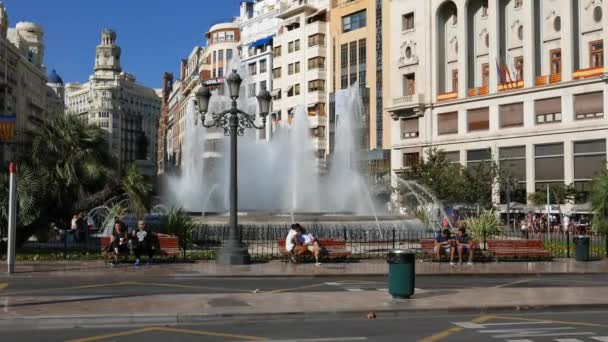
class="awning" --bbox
[307,103,316,109]
[307,8,327,19]
[249,36,273,49]
[271,89,281,97]
[286,85,294,93]
[283,17,299,27]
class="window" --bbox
[402,12,414,31]
[438,112,458,135]
[575,92,604,120]
[574,140,607,201]
[342,10,367,33]
[403,152,420,168]
[295,39,300,51]
[288,63,294,75]
[248,83,256,98]
[249,62,257,76]
[403,74,415,96]
[341,75,348,89]
[515,57,524,81]
[273,46,281,57]
[481,1,488,17]
[213,51,217,64]
[312,126,326,138]
[340,44,348,69]
[535,97,562,124]
[499,146,527,203]
[499,102,524,128]
[308,34,325,47]
[288,62,300,75]
[226,49,233,61]
[445,151,460,164]
[308,57,326,70]
[467,148,492,168]
[308,103,326,116]
[308,80,325,92]
[452,69,459,92]
[295,62,300,73]
[514,0,522,8]
[482,63,489,86]
[535,143,564,189]
[218,50,224,62]
[260,81,267,91]
[272,67,281,79]
[358,39,366,84]
[400,118,419,138]
[467,107,489,131]
[594,6,603,22]
[590,40,604,68]
[550,49,561,75]
[294,84,301,96]
[260,59,267,73]
[288,41,294,53]
[226,32,235,42]
[217,68,224,78]
[349,42,357,67]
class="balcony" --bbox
[437,92,457,102]
[498,81,524,92]
[388,94,425,121]
[393,94,424,107]
[535,74,561,86]
[468,86,489,97]
[573,66,604,80]
[306,20,327,35]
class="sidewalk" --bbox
[3,258,608,277]
[1,286,608,329]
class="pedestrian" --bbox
[132,220,156,267]
[109,222,129,265]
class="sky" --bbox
[4,0,245,88]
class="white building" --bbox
[239,0,284,141]
[65,29,161,171]
[387,0,608,207]
[272,0,330,168]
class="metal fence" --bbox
[4,224,608,261]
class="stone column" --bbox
[488,0,500,93]
[457,1,468,99]
[522,0,535,87]
[561,0,574,82]
[525,142,535,202]
[564,138,574,186]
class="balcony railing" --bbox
[437,91,457,102]
[573,66,604,80]
[393,94,423,106]
[498,81,524,91]
[536,73,561,86]
[468,86,489,97]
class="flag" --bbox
[495,59,506,84]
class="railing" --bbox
[437,91,457,102]
[498,81,523,91]
[573,66,604,80]
[393,94,423,106]
[535,75,548,86]
[468,86,489,96]
[550,73,561,84]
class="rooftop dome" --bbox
[47,69,63,84]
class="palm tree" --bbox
[122,165,153,219]
[161,207,197,259]
[591,173,608,234]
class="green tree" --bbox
[591,174,608,233]
[400,148,465,205]
[160,207,197,259]
[122,165,153,219]
[528,184,577,205]
[462,160,500,210]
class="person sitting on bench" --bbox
[109,222,129,265]
[295,225,322,266]
[452,227,474,266]
[132,220,156,267]
[434,228,453,262]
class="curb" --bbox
[3,303,608,330]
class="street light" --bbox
[194,70,271,265]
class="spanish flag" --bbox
[0,115,16,143]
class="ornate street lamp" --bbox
[194,70,271,265]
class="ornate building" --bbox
[65,29,161,171]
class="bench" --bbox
[420,239,482,262]
[101,234,181,260]
[277,240,352,261]
[487,239,551,261]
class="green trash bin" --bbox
[574,235,590,262]
[387,249,415,299]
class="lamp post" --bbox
[194,70,271,265]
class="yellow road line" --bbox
[65,326,268,342]
[494,278,533,288]
[489,314,608,329]
[65,327,157,342]
[154,326,268,340]
[417,315,494,342]
[2,282,139,296]
[131,282,253,293]
[261,283,328,294]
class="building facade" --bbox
[239,0,283,141]
[272,0,330,168]
[65,29,161,171]
[0,2,49,161]
[329,0,391,179]
[387,0,608,207]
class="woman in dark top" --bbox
[109,222,129,265]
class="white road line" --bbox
[454,321,550,329]
[345,288,364,292]
[555,339,586,342]
[494,332,595,339]
[505,340,534,342]
[324,282,340,286]
[591,337,608,342]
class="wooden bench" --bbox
[277,240,352,261]
[420,239,482,261]
[487,239,551,261]
[101,234,181,260]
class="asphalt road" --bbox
[2,309,608,341]
[1,273,608,297]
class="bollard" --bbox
[7,162,17,274]
[566,229,570,259]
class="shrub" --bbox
[463,210,501,240]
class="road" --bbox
[1,273,608,296]
[1,309,608,341]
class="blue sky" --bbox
[5,0,244,88]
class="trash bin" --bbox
[387,249,415,299]
[574,235,590,262]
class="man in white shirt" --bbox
[285,224,299,262]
